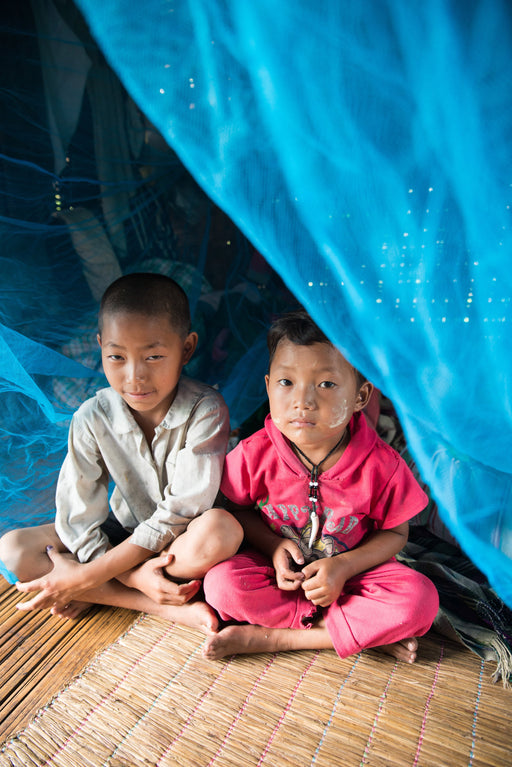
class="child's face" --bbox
[265,340,371,460]
[98,311,197,427]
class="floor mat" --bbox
[1,613,510,767]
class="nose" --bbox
[125,359,146,383]
[293,383,315,410]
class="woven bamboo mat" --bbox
[0,580,136,741]
[1,608,510,767]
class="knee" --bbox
[168,508,244,579]
[418,572,440,624]
[0,529,26,580]
[193,507,244,560]
[0,525,60,582]
[400,570,440,631]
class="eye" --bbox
[106,354,124,362]
[319,380,336,389]
[147,354,164,361]
[277,378,293,387]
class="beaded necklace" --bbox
[290,429,348,548]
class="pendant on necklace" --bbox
[308,471,320,548]
[309,508,319,548]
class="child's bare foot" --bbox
[163,600,219,634]
[202,624,332,660]
[374,637,418,664]
[203,625,280,660]
[50,600,91,620]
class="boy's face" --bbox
[98,311,197,428]
[265,340,371,461]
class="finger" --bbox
[280,541,304,566]
[161,583,200,606]
[45,544,58,560]
[157,551,175,567]
[177,580,201,598]
[281,569,305,585]
[290,549,305,567]
[302,580,323,598]
[16,594,49,612]
[277,578,302,591]
[45,544,70,566]
[302,582,332,606]
[301,562,320,579]
[15,579,44,595]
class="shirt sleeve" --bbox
[129,393,230,551]
[55,414,111,563]
[220,439,256,506]
[370,449,429,530]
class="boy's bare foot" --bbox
[50,600,91,620]
[374,637,418,664]
[163,600,219,635]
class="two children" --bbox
[202,311,439,663]
[0,273,243,632]
[0,279,438,663]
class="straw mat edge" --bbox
[0,580,137,741]
[1,612,511,767]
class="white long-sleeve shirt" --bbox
[55,377,229,563]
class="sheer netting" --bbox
[1,1,511,610]
[0,2,294,535]
[74,0,512,606]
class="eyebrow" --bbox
[272,363,339,375]
[102,341,167,350]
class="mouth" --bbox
[289,418,316,428]
[125,391,154,400]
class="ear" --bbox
[353,381,374,412]
[182,331,198,364]
[97,333,102,349]
[265,374,270,396]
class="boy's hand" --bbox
[16,548,90,612]
[301,556,349,607]
[273,539,305,591]
[124,552,201,605]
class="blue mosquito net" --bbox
[1,1,512,613]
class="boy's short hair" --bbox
[98,273,191,338]
[267,309,367,387]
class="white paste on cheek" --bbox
[328,399,351,429]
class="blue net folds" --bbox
[1,0,512,615]
[72,0,512,606]
[0,2,293,534]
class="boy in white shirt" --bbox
[0,273,242,633]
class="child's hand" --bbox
[301,556,349,607]
[16,547,89,612]
[132,552,201,605]
[273,539,305,591]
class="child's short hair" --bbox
[98,273,191,338]
[267,309,366,387]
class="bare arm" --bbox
[301,521,409,607]
[16,537,153,611]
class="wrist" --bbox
[333,551,359,581]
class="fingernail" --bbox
[46,545,53,552]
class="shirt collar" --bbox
[96,377,204,434]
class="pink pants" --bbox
[203,549,439,658]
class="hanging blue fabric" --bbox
[72,0,512,606]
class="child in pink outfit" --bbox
[203,310,439,663]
